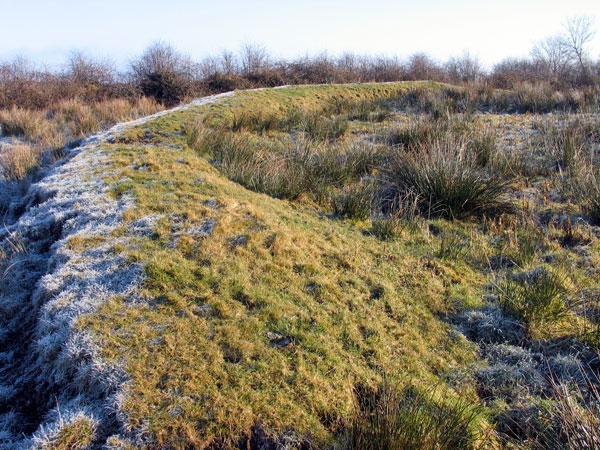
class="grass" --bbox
[14,81,600,448]
[331,181,375,219]
[0,107,49,140]
[348,381,483,450]
[75,82,488,448]
[0,143,43,180]
[573,164,600,225]
[496,267,570,330]
[383,138,510,219]
[33,413,96,450]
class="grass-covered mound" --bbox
[80,83,485,448]
[10,82,599,449]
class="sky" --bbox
[1,0,599,70]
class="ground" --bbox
[1,82,599,449]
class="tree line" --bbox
[1,16,598,108]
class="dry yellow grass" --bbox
[0,107,50,140]
[0,143,43,180]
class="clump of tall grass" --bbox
[467,128,497,168]
[301,114,348,141]
[496,267,570,329]
[572,164,600,225]
[547,374,600,450]
[383,138,509,220]
[348,382,481,450]
[196,127,381,202]
[497,374,600,450]
[0,107,49,140]
[331,181,375,219]
[383,119,445,149]
[0,143,43,180]
[327,97,391,122]
[491,216,546,268]
[536,119,588,172]
[229,110,287,133]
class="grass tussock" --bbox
[383,138,509,219]
[0,143,43,180]
[496,267,570,330]
[573,164,600,225]
[348,382,482,450]
[0,107,49,140]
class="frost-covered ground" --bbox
[0,92,233,448]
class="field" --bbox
[1,82,600,449]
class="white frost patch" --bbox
[0,91,236,448]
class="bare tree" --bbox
[219,50,238,75]
[239,43,269,75]
[65,51,115,85]
[531,36,572,81]
[131,42,194,81]
[130,42,196,104]
[563,16,596,78]
[406,53,443,81]
[445,51,484,82]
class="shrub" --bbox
[139,71,187,106]
[348,382,481,450]
[383,138,509,219]
[130,42,193,105]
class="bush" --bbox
[348,382,481,450]
[131,42,194,105]
[383,138,509,219]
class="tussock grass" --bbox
[548,375,600,450]
[573,164,600,225]
[0,143,43,180]
[301,114,349,141]
[348,382,482,450]
[383,138,509,219]
[0,107,49,140]
[496,267,570,329]
[32,413,97,450]
[197,127,381,202]
[331,181,375,219]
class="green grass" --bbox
[72,82,600,448]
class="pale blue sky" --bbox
[1,0,599,69]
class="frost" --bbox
[0,91,235,447]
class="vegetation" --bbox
[2,44,600,447]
